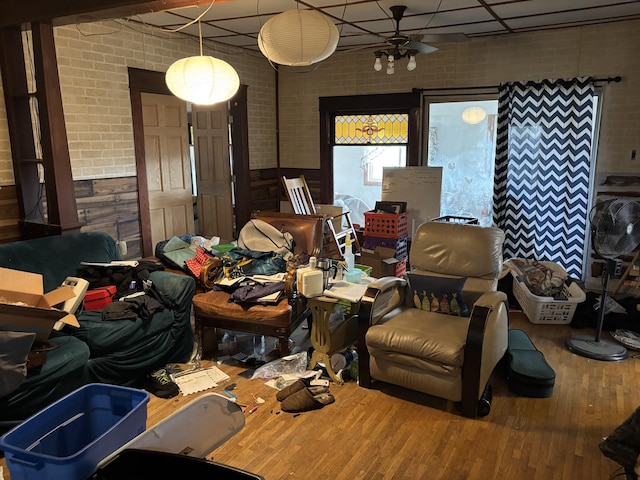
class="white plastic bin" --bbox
[92,393,263,479]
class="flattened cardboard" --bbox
[358,246,401,279]
[0,267,80,341]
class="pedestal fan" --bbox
[567,198,640,361]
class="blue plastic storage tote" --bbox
[0,383,149,480]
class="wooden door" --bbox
[192,103,234,242]
[142,92,194,250]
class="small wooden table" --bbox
[306,295,359,384]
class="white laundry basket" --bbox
[510,260,586,324]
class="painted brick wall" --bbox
[278,19,640,174]
[0,20,277,186]
[1,19,638,185]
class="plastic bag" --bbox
[238,219,294,260]
[251,352,308,380]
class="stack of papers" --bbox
[80,260,139,267]
[323,281,369,303]
[171,366,230,396]
[258,290,283,304]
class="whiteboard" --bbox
[382,166,442,238]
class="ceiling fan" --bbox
[370,5,467,74]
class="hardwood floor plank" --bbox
[1,312,639,479]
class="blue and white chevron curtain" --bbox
[493,77,595,278]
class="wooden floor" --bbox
[2,312,639,479]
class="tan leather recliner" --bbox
[357,221,509,418]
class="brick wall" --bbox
[0,19,638,185]
[0,20,277,185]
[278,19,640,173]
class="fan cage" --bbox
[590,199,640,259]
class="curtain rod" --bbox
[412,76,622,94]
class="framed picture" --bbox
[375,201,407,214]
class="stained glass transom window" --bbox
[334,114,409,145]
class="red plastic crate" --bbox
[364,211,409,238]
[393,259,407,278]
[362,235,408,260]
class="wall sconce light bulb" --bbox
[386,55,395,75]
[374,56,382,71]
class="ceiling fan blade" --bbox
[406,41,438,54]
[418,33,469,43]
[339,43,387,53]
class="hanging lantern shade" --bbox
[258,10,339,66]
[461,106,487,124]
[165,55,240,105]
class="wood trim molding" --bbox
[230,84,251,233]
[32,21,82,234]
[127,67,169,257]
[0,0,209,28]
[318,92,422,204]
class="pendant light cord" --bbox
[168,0,216,33]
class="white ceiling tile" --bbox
[128,0,640,53]
[504,4,640,29]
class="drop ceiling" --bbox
[128,0,640,53]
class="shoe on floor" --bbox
[144,367,179,399]
[276,378,329,402]
[281,388,335,413]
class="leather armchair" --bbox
[357,221,509,417]
[192,211,326,360]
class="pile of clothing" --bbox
[155,223,300,306]
[507,258,568,298]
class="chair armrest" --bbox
[148,271,196,328]
[461,290,509,417]
[359,276,407,326]
[357,276,406,388]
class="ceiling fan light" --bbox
[258,10,339,66]
[407,54,417,71]
[386,55,395,75]
[374,55,383,71]
[166,55,240,105]
[462,106,487,124]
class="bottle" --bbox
[330,349,358,379]
[344,233,355,271]
[220,331,231,355]
[299,256,323,297]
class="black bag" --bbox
[78,261,165,299]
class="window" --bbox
[332,114,409,225]
[319,93,428,228]
[423,98,499,226]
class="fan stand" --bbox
[566,258,628,361]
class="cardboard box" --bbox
[0,267,80,341]
[358,246,402,278]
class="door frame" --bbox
[128,67,249,256]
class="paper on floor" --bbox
[171,366,230,396]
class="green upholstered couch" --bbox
[0,231,195,428]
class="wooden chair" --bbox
[192,211,326,361]
[281,175,361,260]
